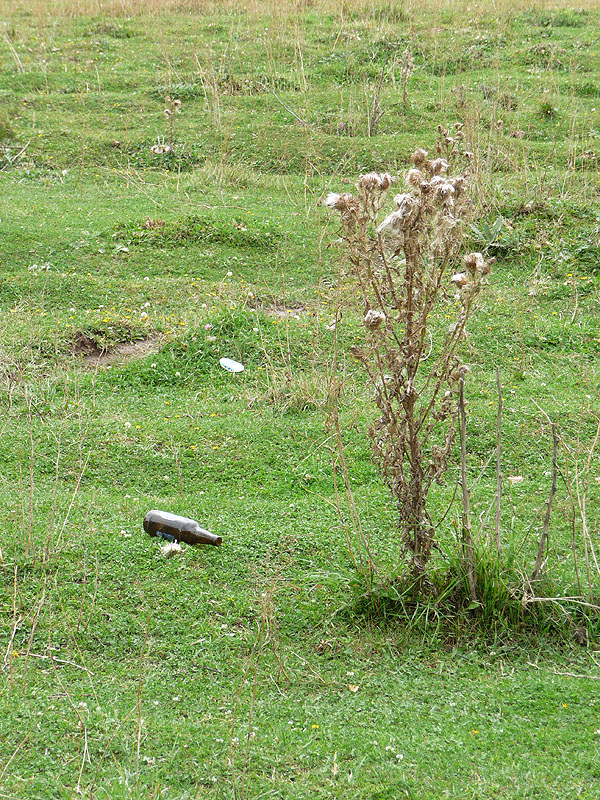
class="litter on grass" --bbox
[220,357,244,373]
[160,542,183,557]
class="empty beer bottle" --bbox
[143,510,222,546]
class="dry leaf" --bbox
[347,685,360,693]
[507,476,524,485]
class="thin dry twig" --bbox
[459,379,477,601]
[271,91,312,129]
[22,652,94,675]
[3,567,20,684]
[552,669,600,681]
[495,366,503,558]
[0,734,29,785]
[531,423,558,581]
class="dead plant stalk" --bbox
[325,125,493,579]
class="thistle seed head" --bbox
[411,148,428,167]
[450,272,469,287]
[430,158,449,176]
[450,176,466,197]
[324,192,358,213]
[377,210,405,234]
[435,181,455,202]
[464,252,485,275]
[364,309,386,330]
[393,193,415,213]
[481,256,495,276]
[357,172,394,192]
[406,168,423,188]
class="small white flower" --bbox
[151,362,157,368]
[163,475,170,481]
[226,271,233,277]
[140,312,148,320]
[175,371,181,377]
[124,421,131,428]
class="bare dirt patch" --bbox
[247,298,308,318]
[71,333,161,368]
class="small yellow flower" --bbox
[311,724,319,730]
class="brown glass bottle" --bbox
[143,510,222,546]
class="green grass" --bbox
[1,2,600,797]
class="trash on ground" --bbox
[143,509,223,546]
[219,357,244,373]
[160,542,183,557]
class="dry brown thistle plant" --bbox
[326,124,493,580]
[151,95,182,154]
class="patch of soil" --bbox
[247,298,308,318]
[71,333,160,368]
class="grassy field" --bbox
[2,1,600,797]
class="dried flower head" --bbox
[377,211,404,234]
[377,193,417,234]
[411,148,428,167]
[325,192,359,214]
[364,309,386,329]
[451,272,469,287]
[450,176,466,197]
[357,172,394,192]
[151,136,172,155]
[406,169,423,188]
[464,252,485,276]
[393,193,415,213]
[435,181,455,203]
[481,256,495,276]
[430,158,449,176]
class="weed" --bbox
[539,100,559,119]
[326,126,492,579]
